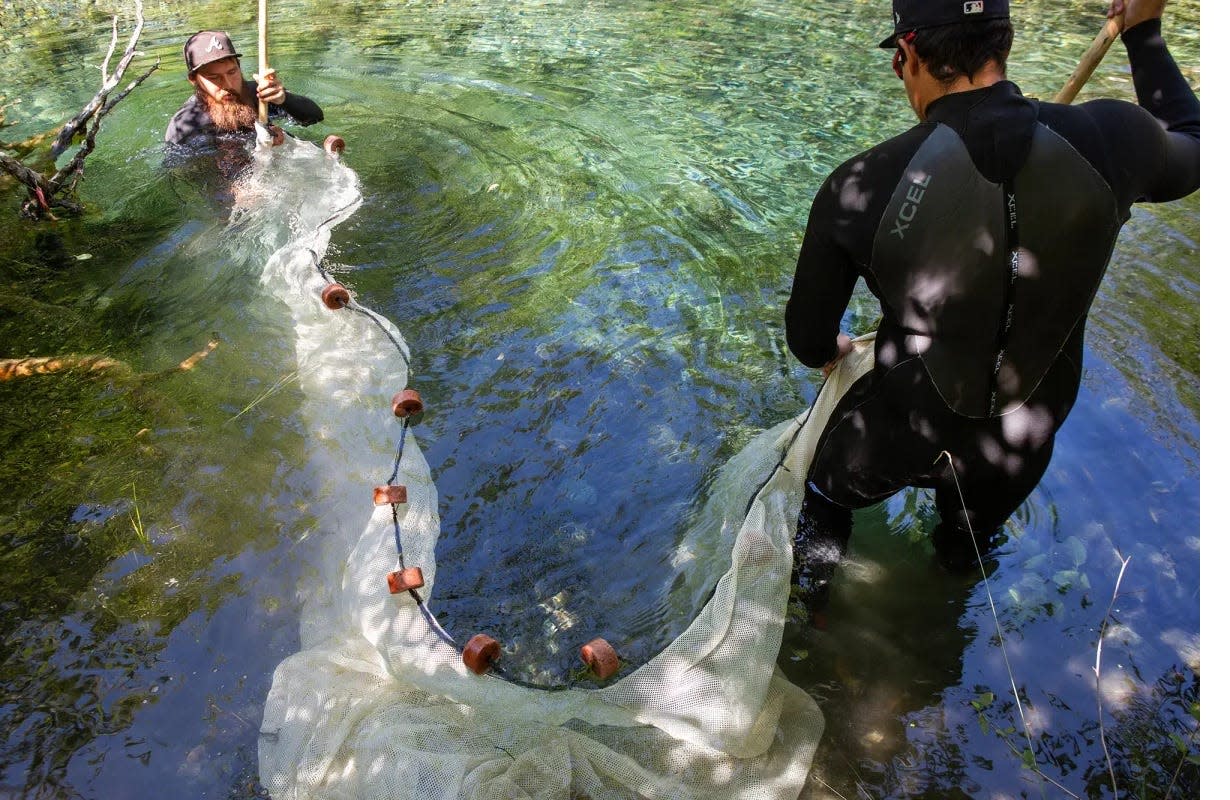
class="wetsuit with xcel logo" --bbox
[785,19,1198,541]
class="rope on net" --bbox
[302,222,461,652]
[264,128,829,685]
[297,207,841,679]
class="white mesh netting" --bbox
[239,133,876,799]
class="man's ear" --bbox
[902,39,922,78]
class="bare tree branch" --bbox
[101,15,120,79]
[0,154,51,195]
[50,59,160,196]
[0,153,75,218]
[51,0,147,158]
[4,0,153,218]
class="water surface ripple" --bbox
[0,1,1199,797]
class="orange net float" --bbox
[392,388,424,418]
[579,637,620,680]
[386,566,424,594]
[321,283,350,310]
[373,484,408,505]
[462,634,501,675]
[323,134,346,155]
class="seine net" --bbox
[240,132,875,799]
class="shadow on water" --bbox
[0,0,1199,797]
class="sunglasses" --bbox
[893,31,918,80]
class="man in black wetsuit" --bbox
[786,0,1198,611]
[165,30,323,148]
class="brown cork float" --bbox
[323,134,346,155]
[463,634,501,675]
[392,388,424,417]
[386,566,424,594]
[373,485,408,505]
[579,637,620,680]
[321,283,350,310]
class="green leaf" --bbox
[1063,537,1087,567]
[1053,569,1081,592]
[1023,553,1049,572]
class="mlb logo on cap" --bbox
[879,0,1010,48]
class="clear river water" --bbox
[0,1,1199,797]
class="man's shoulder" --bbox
[169,94,207,123]
[1039,96,1150,129]
[1036,96,1156,162]
[166,95,213,144]
[824,123,936,187]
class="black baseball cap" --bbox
[878,0,1011,48]
[184,30,242,74]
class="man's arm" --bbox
[1080,3,1198,204]
[1121,13,1198,200]
[274,91,324,126]
[785,174,861,369]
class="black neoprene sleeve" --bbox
[276,91,325,126]
[1122,18,1199,139]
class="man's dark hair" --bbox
[913,19,1014,85]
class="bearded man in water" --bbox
[165,30,323,148]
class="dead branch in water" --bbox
[0,335,220,382]
[0,354,129,381]
[0,0,158,219]
[172,337,220,373]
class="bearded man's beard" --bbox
[200,87,257,132]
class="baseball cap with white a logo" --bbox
[878,0,1010,48]
[183,30,243,75]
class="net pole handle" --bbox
[1053,14,1124,105]
[258,0,269,124]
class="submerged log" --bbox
[0,354,128,381]
[0,336,220,383]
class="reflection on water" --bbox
[0,0,1198,797]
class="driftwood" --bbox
[0,0,158,219]
[0,336,220,383]
[0,354,129,381]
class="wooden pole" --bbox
[1053,15,1124,105]
[258,0,269,124]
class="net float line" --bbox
[296,150,619,679]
